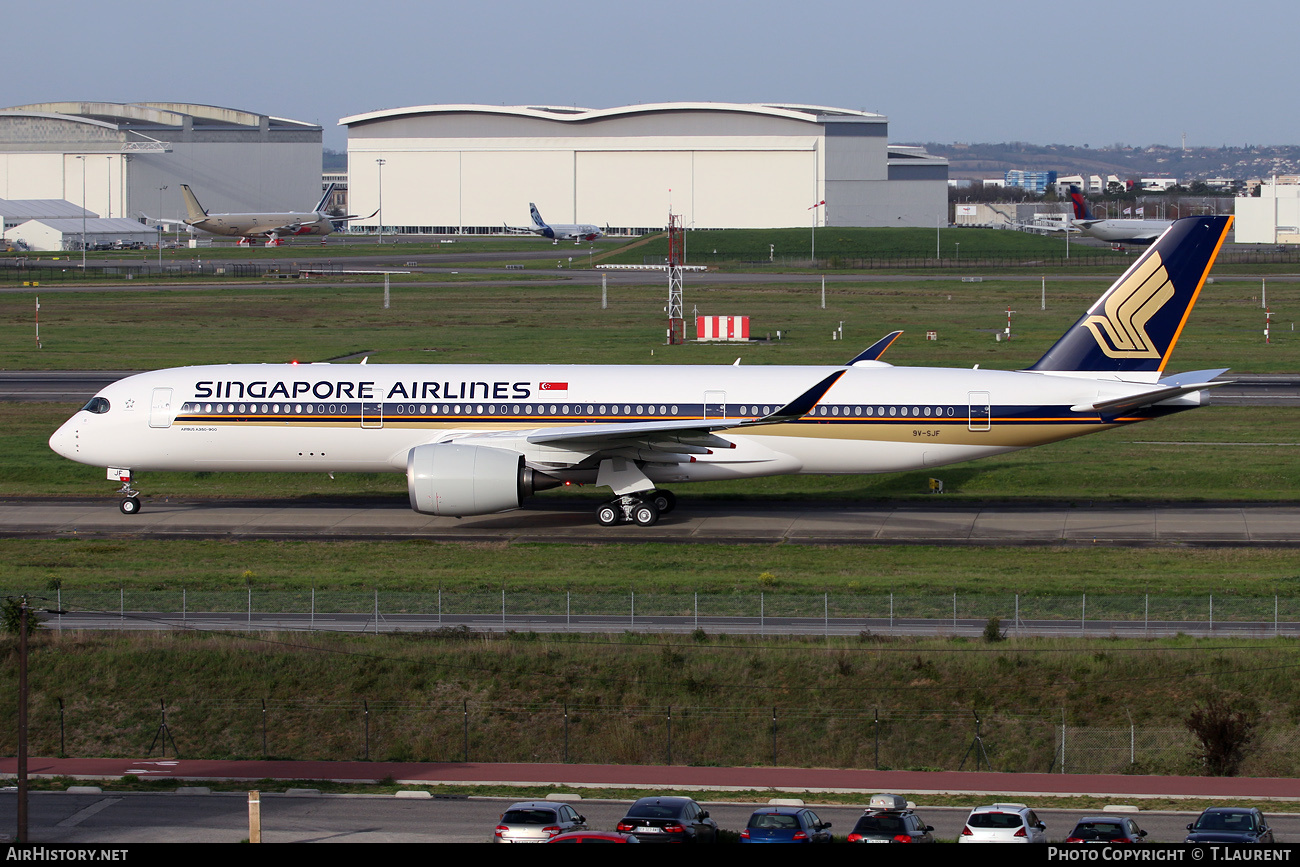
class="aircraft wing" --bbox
[326,208,380,223]
[446,370,845,466]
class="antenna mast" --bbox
[666,211,684,344]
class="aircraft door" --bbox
[148,388,174,428]
[361,401,383,429]
[703,390,726,420]
[968,391,991,432]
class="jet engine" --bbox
[406,443,560,516]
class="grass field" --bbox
[3,268,1296,370]
[2,630,1296,776]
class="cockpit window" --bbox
[81,397,110,414]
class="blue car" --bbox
[740,807,833,844]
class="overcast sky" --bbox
[13,0,1286,153]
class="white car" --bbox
[958,803,1047,843]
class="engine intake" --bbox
[406,443,559,516]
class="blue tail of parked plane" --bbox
[1028,216,1233,376]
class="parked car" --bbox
[1065,816,1149,844]
[1185,807,1275,845]
[740,807,832,843]
[616,796,718,843]
[548,831,640,844]
[847,794,935,843]
[958,803,1047,844]
[492,800,587,843]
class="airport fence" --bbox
[0,260,352,284]
[36,589,1300,637]
[648,249,1300,269]
[10,693,1300,776]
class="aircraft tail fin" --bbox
[314,183,336,214]
[529,203,546,228]
[1028,216,1233,376]
[179,185,207,221]
[1068,185,1093,221]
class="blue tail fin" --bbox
[1028,216,1233,376]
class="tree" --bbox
[1185,695,1257,776]
[2,597,41,636]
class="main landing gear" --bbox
[595,489,676,527]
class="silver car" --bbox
[958,803,1047,844]
[493,801,587,843]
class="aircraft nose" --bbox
[49,416,79,460]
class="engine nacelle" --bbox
[406,443,559,516]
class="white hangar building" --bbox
[0,102,322,227]
[339,103,948,233]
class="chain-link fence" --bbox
[36,589,1300,637]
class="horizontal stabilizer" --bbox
[1072,380,1229,416]
[846,331,902,365]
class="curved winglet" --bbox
[846,331,903,365]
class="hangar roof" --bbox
[339,102,884,128]
[0,199,96,220]
[2,102,320,132]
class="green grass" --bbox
[3,630,1297,777]
[4,267,1298,370]
[5,538,1300,596]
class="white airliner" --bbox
[148,184,377,246]
[50,216,1232,526]
[1067,186,1174,244]
[508,203,604,243]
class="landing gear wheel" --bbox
[596,503,621,526]
[651,489,676,514]
[631,500,660,527]
[120,497,141,515]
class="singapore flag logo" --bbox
[540,382,568,391]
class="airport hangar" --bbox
[0,102,322,227]
[339,103,949,234]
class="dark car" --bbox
[1065,816,1149,844]
[740,807,832,844]
[548,831,640,844]
[1185,807,1275,845]
[846,794,936,844]
[616,796,718,843]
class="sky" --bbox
[11,0,1289,153]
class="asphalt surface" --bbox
[3,758,1300,844]
[6,496,1300,548]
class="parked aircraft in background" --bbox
[1067,186,1174,244]
[507,203,603,243]
[51,217,1232,526]
[145,184,376,246]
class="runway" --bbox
[4,496,1300,546]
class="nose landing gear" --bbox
[111,468,141,515]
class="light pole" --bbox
[157,185,167,267]
[375,158,386,245]
[75,156,86,269]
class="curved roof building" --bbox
[0,102,322,224]
[339,102,947,232]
